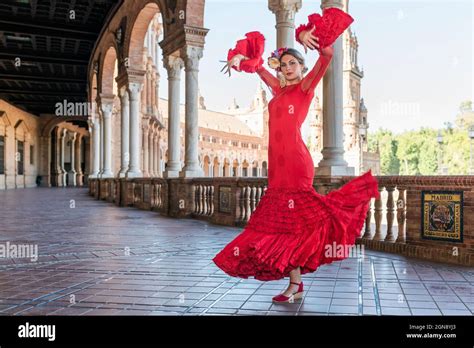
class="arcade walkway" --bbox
[0,188,472,316]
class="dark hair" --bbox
[279,48,308,74]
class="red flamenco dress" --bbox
[213,8,380,281]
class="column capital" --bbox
[163,55,184,75]
[100,100,114,117]
[127,82,143,99]
[180,45,204,71]
[118,85,130,99]
[321,0,344,10]
[268,0,302,18]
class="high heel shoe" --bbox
[272,281,304,303]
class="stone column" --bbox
[38,135,51,187]
[51,128,62,186]
[118,87,130,177]
[59,128,67,186]
[315,0,354,176]
[91,117,101,177]
[126,81,144,178]
[180,46,204,178]
[147,67,153,115]
[84,136,90,183]
[149,127,155,177]
[68,132,77,186]
[268,0,302,49]
[154,130,159,177]
[163,55,184,178]
[142,122,149,177]
[100,97,114,178]
[75,134,83,186]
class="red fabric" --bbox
[227,31,265,73]
[296,7,354,49]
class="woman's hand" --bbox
[298,27,320,53]
[219,54,248,77]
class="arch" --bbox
[203,155,210,176]
[213,156,220,177]
[223,158,230,177]
[242,159,249,177]
[126,2,161,70]
[41,116,89,137]
[0,110,12,127]
[100,45,118,96]
[252,160,259,177]
[262,161,268,177]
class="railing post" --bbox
[384,185,396,242]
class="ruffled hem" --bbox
[227,31,265,73]
[295,7,354,49]
[212,170,379,281]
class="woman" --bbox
[212,7,380,303]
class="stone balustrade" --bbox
[89,174,474,267]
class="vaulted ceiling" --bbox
[0,0,119,115]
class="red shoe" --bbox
[272,281,304,303]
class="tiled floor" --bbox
[0,187,472,316]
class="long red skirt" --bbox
[212,170,380,281]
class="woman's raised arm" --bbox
[300,45,333,94]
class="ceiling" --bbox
[0,0,119,116]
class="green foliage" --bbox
[367,101,473,175]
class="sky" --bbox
[158,0,473,135]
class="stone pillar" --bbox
[38,135,51,187]
[59,128,67,186]
[75,134,83,186]
[100,97,114,178]
[154,130,159,177]
[84,136,90,183]
[149,127,155,177]
[142,122,149,177]
[98,108,104,176]
[127,81,144,178]
[91,117,101,177]
[118,87,130,177]
[68,132,77,186]
[147,67,153,115]
[180,46,204,178]
[163,55,184,178]
[51,128,62,186]
[268,0,302,49]
[315,0,354,176]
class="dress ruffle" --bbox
[227,31,265,73]
[296,7,354,49]
[212,170,380,281]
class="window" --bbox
[17,140,24,175]
[30,145,34,165]
[0,136,4,174]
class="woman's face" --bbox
[280,54,303,81]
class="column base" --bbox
[163,170,180,178]
[179,167,204,178]
[101,171,114,178]
[126,170,143,178]
[314,165,355,176]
